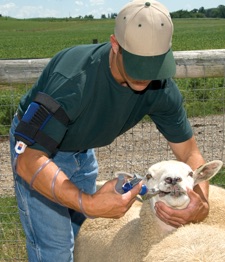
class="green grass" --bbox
[0,18,225,59]
[0,18,114,59]
[172,18,225,50]
[211,168,225,187]
[176,78,225,117]
[0,197,27,261]
[0,84,28,135]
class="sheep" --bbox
[143,185,225,262]
[144,223,225,262]
[143,160,224,232]
[74,160,224,262]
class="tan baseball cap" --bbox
[114,0,176,80]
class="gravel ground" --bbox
[1,114,224,196]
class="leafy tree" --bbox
[171,10,190,18]
[198,7,205,14]
[218,5,225,18]
[191,9,198,13]
[84,15,94,19]
[110,13,117,19]
[171,5,225,18]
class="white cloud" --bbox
[0,2,16,16]
[89,0,104,6]
[17,6,59,18]
[75,1,84,6]
[0,2,60,18]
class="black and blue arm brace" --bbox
[14,92,70,155]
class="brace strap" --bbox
[34,92,69,125]
[14,92,70,154]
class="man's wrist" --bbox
[78,189,95,219]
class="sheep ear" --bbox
[193,160,223,186]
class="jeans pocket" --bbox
[17,206,36,247]
[72,151,98,179]
[70,150,98,194]
[14,175,26,212]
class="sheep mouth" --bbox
[159,189,186,198]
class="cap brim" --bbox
[122,48,176,80]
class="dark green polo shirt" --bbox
[18,43,192,155]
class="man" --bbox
[10,0,208,261]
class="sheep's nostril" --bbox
[165,177,182,185]
[175,177,182,183]
[172,177,182,185]
[165,177,173,184]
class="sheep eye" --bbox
[188,171,193,177]
[146,173,152,181]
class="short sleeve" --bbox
[149,79,193,143]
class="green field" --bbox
[1,18,225,135]
[1,17,225,59]
[0,18,115,59]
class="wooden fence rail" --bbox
[0,49,225,84]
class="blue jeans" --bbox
[9,115,98,262]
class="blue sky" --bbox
[0,0,224,19]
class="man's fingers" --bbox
[127,182,143,197]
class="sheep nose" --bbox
[165,177,182,185]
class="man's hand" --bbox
[81,178,143,219]
[154,187,209,228]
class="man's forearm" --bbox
[193,181,209,201]
[169,137,205,170]
[16,148,81,211]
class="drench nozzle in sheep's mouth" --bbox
[145,174,187,198]
[147,187,186,198]
[157,177,186,198]
[144,186,186,199]
[158,186,186,198]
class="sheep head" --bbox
[144,160,223,210]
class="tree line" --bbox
[171,5,225,18]
[1,6,225,20]
[92,6,225,19]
